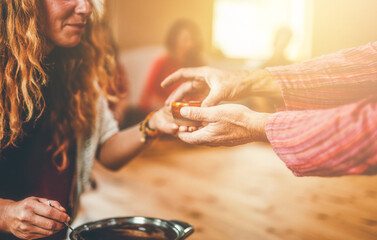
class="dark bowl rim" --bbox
[69,216,193,240]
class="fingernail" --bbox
[67,216,71,222]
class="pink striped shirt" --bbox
[265,41,377,177]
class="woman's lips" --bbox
[66,23,86,31]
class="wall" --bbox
[312,0,377,56]
[106,0,214,51]
[106,0,377,57]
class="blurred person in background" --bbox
[0,0,177,239]
[250,26,294,113]
[138,19,205,113]
[162,41,377,177]
[262,25,293,68]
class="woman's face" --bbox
[175,29,194,58]
[40,0,92,50]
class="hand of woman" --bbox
[176,104,270,146]
[0,197,70,239]
[148,106,179,135]
[162,67,280,107]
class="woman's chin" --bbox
[54,37,82,48]
[60,41,81,48]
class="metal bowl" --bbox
[69,217,194,240]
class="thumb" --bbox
[180,107,215,122]
[201,87,223,107]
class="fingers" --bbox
[161,68,198,88]
[179,106,219,122]
[201,86,223,107]
[178,128,208,145]
[179,126,189,132]
[150,108,179,135]
[14,226,56,240]
[165,82,223,108]
[32,200,70,224]
[29,214,65,232]
[40,199,66,212]
[188,126,198,132]
[165,82,194,107]
[163,66,227,108]
[163,123,179,135]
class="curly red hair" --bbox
[0,0,115,171]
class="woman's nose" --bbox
[75,0,92,17]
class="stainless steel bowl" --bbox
[69,217,194,240]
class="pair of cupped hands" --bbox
[154,66,274,146]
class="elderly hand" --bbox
[0,197,70,239]
[176,104,270,146]
[162,67,280,107]
[149,106,179,135]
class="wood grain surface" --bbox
[74,138,377,240]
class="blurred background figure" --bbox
[138,19,205,113]
[262,26,293,68]
[249,26,294,113]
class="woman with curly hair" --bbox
[0,0,177,239]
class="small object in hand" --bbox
[171,101,202,127]
[64,221,74,232]
[47,199,74,232]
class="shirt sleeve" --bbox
[98,97,119,146]
[266,41,377,110]
[266,96,377,177]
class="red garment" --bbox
[139,55,182,111]
[266,41,377,176]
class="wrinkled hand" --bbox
[162,67,281,108]
[149,106,179,135]
[1,197,70,239]
[162,67,249,107]
[177,104,270,146]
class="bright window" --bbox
[213,0,313,61]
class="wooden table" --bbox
[74,138,377,240]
